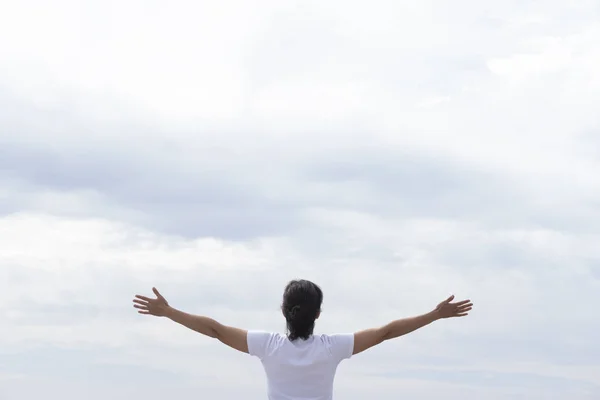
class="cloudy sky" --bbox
[1,0,599,399]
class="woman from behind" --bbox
[133,279,473,400]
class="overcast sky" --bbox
[1,1,599,399]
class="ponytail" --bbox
[282,280,323,341]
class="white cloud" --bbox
[1,0,599,399]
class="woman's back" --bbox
[248,331,354,400]
[133,281,472,400]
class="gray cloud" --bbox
[0,99,532,241]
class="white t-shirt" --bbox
[247,331,354,400]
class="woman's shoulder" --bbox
[315,333,355,359]
[247,331,288,358]
[248,330,286,341]
[315,333,354,341]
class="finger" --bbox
[132,299,150,306]
[152,287,164,300]
[453,299,472,306]
[455,312,469,317]
[444,295,455,304]
[457,304,473,310]
[457,306,473,313]
[135,295,153,302]
[133,304,149,310]
[138,310,151,315]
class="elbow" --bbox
[192,319,219,338]
[209,321,224,339]
[207,330,219,339]
[378,327,391,342]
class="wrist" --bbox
[163,305,176,318]
[428,309,441,322]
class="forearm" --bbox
[381,311,439,341]
[164,307,220,338]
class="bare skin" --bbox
[352,295,473,354]
[133,288,473,355]
[133,288,249,352]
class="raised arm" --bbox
[352,295,473,355]
[133,288,249,353]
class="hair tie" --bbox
[290,305,301,317]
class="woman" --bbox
[133,279,473,400]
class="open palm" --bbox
[133,287,170,317]
[435,295,473,318]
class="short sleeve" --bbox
[247,331,280,359]
[322,333,354,362]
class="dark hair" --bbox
[282,279,323,341]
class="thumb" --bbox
[444,294,455,304]
[152,287,164,300]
